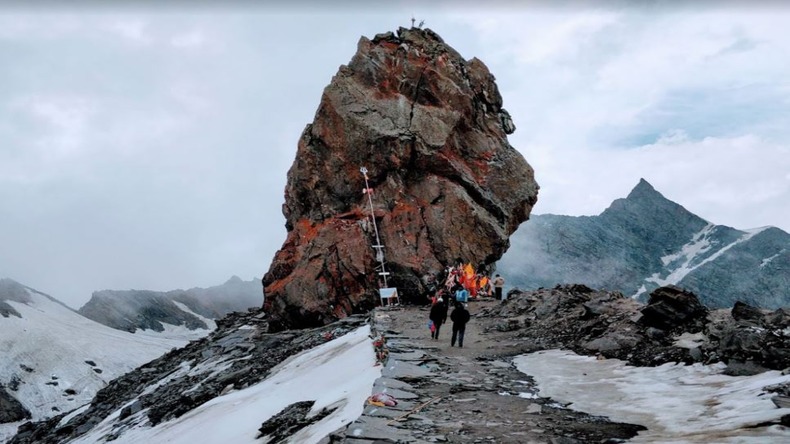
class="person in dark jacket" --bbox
[429,298,448,340]
[450,302,471,347]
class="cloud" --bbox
[0,5,788,308]
[103,18,152,44]
[170,29,205,49]
[446,6,790,233]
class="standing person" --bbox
[450,302,471,347]
[493,274,505,301]
[429,298,448,340]
[455,286,469,303]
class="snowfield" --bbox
[516,350,790,443]
[0,288,198,442]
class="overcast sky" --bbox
[2,2,788,308]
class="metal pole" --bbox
[360,166,389,288]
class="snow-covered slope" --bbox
[0,279,193,442]
[69,325,379,444]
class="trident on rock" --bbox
[360,166,390,288]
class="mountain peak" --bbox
[626,178,663,201]
[224,275,243,285]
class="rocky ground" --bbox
[9,284,788,443]
[332,297,645,443]
[332,285,790,443]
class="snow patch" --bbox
[515,349,790,443]
[660,224,715,267]
[760,250,784,268]
[0,421,25,444]
[638,225,769,293]
[673,332,706,349]
[134,301,216,342]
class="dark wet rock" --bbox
[731,301,765,324]
[723,359,771,376]
[263,26,538,330]
[256,400,336,442]
[703,304,790,375]
[0,386,31,423]
[639,285,708,332]
[118,400,143,421]
[8,376,21,392]
[0,300,21,318]
[766,307,790,328]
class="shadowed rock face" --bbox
[263,27,538,330]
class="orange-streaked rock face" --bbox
[263,27,539,330]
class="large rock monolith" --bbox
[263,27,539,329]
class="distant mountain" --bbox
[498,179,790,308]
[0,278,193,441]
[78,276,262,333]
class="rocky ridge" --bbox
[78,276,261,333]
[9,310,367,444]
[263,27,538,330]
[484,284,790,375]
[499,179,790,308]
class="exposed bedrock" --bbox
[263,27,538,329]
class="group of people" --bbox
[424,262,507,348]
[428,297,470,347]
[432,262,506,303]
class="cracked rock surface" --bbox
[263,27,538,330]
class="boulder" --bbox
[263,27,538,329]
[765,307,790,328]
[639,286,708,331]
[731,301,764,324]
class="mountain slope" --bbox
[498,180,790,308]
[0,279,193,441]
[8,312,376,444]
[78,276,261,333]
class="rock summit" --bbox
[263,27,538,329]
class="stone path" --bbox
[335,299,643,443]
